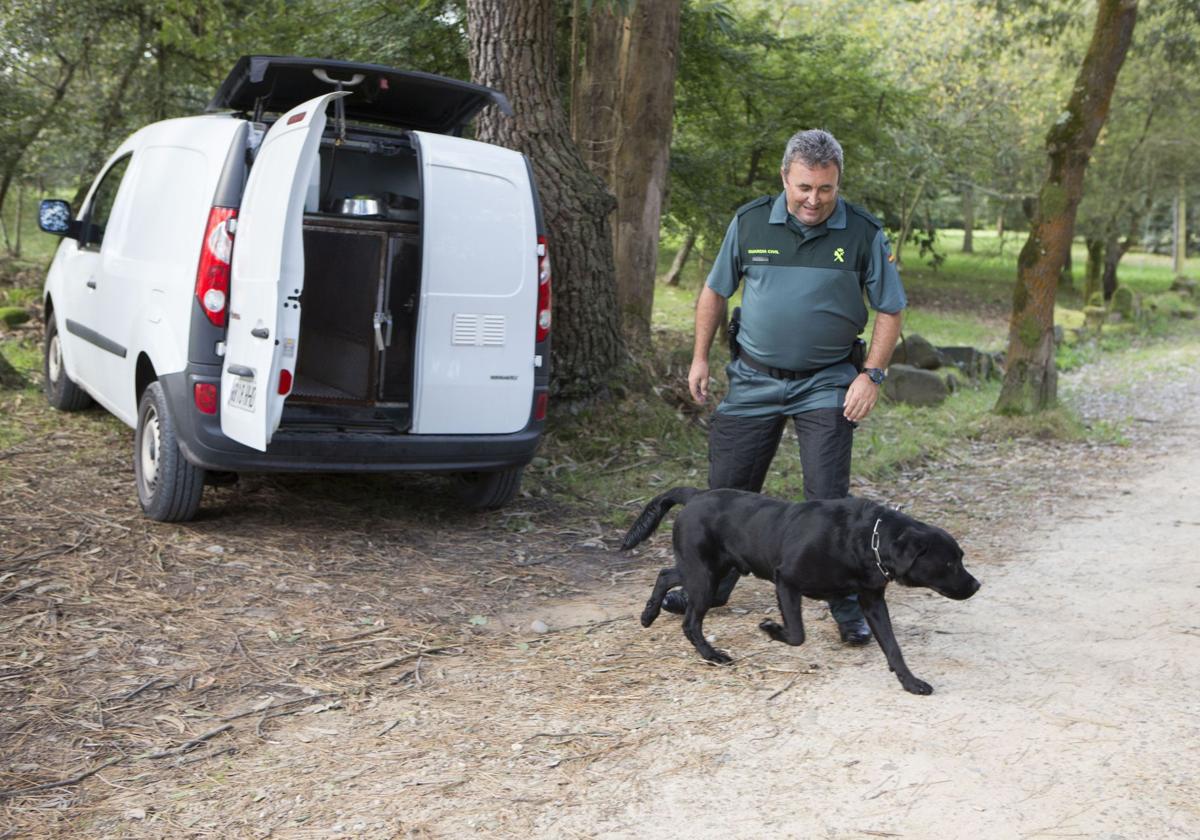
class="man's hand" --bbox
[843,373,880,422]
[689,359,710,403]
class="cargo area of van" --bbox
[290,138,422,430]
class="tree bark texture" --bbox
[572,0,682,344]
[467,0,624,402]
[996,0,1137,415]
[1084,237,1105,303]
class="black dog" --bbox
[622,488,980,694]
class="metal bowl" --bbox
[336,196,383,216]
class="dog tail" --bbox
[621,487,702,551]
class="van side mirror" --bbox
[39,199,82,239]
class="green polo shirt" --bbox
[706,193,906,416]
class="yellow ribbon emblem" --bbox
[833,247,845,263]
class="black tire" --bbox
[453,466,524,510]
[43,313,93,411]
[134,381,205,522]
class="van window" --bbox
[81,154,132,251]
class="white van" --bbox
[38,56,551,522]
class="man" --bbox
[663,129,906,645]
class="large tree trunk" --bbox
[996,0,1138,415]
[572,1,681,345]
[467,0,624,403]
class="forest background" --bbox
[2,0,1199,504]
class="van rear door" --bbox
[220,91,347,451]
[410,131,538,434]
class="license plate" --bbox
[228,378,256,412]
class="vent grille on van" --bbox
[452,313,506,347]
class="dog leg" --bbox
[641,568,682,627]
[759,577,805,646]
[681,579,732,664]
[859,590,932,695]
[711,568,741,608]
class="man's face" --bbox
[781,160,840,226]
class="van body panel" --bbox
[410,130,537,435]
[221,92,348,451]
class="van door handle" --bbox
[227,365,255,378]
[251,327,270,339]
[86,278,97,289]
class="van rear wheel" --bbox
[453,466,524,510]
[43,314,93,411]
[135,381,205,522]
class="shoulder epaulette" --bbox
[735,195,773,217]
[846,202,884,229]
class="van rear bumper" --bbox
[163,370,543,474]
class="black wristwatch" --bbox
[864,368,886,385]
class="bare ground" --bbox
[2,336,1199,839]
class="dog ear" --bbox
[890,527,927,577]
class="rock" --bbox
[1083,305,1107,332]
[0,307,31,328]
[1111,285,1138,319]
[1053,324,1065,345]
[1169,276,1197,297]
[882,364,949,407]
[891,334,944,370]
[530,619,549,634]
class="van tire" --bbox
[453,466,524,510]
[44,314,93,411]
[135,381,205,522]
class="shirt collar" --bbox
[769,192,848,231]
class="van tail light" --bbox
[533,390,548,421]
[195,206,238,327]
[278,369,292,395]
[536,235,551,343]
[193,382,218,415]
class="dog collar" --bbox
[872,518,892,581]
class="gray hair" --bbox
[781,129,844,180]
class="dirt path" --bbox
[3,345,1198,838]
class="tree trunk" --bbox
[664,231,695,287]
[72,17,149,207]
[1084,237,1105,303]
[1101,235,1134,300]
[13,181,22,258]
[573,1,681,345]
[1058,246,1074,293]
[962,183,974,253]
[467,0,624,403]
[0,50,83,228]
[996,0,1137,415]
[894,171,927,268]
[1175,174,1188,278]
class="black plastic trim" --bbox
[66,318,127,358]
[161,368,544,474]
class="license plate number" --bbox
[228,378,256,412]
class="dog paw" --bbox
[705,650,733,665]
[640,605,660,628]
[759,620,785,642]
[759,620,803,646]
[901,676,933,695]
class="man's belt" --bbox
[738,352,831,381]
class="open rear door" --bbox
[220,91,347,451]
[410,131,538,434]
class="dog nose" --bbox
[968,578,981,596]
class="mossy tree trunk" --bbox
[467,0,624,403]
[995,0,1138,415]
[572,0,682,346]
